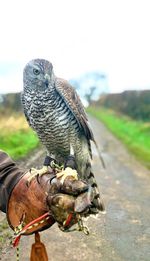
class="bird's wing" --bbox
[55,78,95,142]
[21,93,32,127]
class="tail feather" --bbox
[86,163,105,213]
[67,153,105,214]
[93,140,106,169]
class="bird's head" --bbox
[23,59,55,92]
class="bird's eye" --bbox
[33,68,40,75]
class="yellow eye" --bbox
[33,68,40,75]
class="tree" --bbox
[70,71,109,104]
[84,86,96,104]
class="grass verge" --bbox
[87,107,150,169]
[0,114,39,159]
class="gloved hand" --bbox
[7,166,91,235]
[46,167,92,230]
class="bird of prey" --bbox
[22,59,104,214]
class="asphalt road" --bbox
[1,116,150,261]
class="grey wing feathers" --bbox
[21,93,32,127]
[55,78,95,142]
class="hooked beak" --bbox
[44,73,50,87]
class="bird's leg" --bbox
[27,155,58,185]
[64,144,77,170]
[44,152,64,171]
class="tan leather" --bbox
[30,232,48,261]
[7,167,92,235]
[7,171,55,235]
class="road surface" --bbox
[0,116,150,261]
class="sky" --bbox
[0,0,150,94]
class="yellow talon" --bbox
[27,166,49,185]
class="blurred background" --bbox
[0,0,150,167]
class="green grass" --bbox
[0,114,39,159]
[87,107,150,169]
[0,129,39,159]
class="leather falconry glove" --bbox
[0,151,91,235]
[0,151,104,261]
[8,166,92,234]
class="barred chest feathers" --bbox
[24,88,85,162]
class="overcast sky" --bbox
[0,0,150,94]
